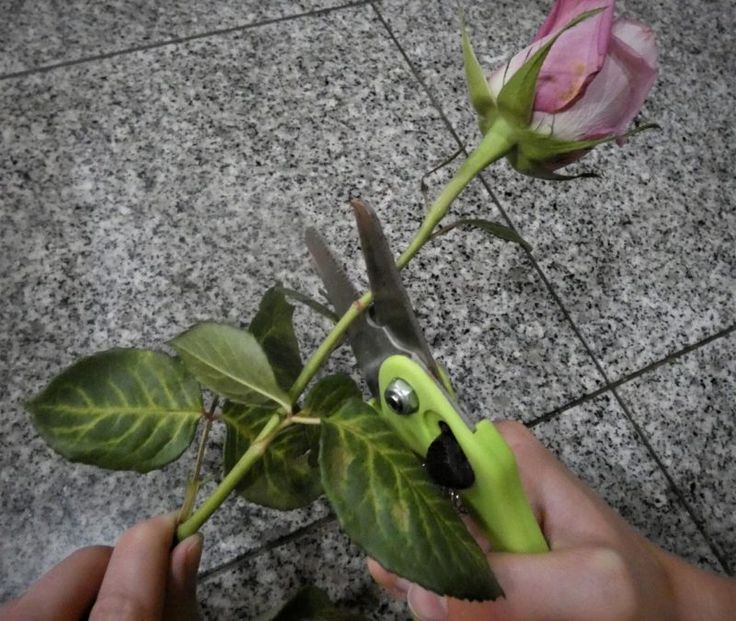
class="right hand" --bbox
[369,421,736,621]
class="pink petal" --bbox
[487,38,546,100]
[533,0,615,113]
[533,0,614,42]
[531,18,658,141]
[610,17,658,69]
[487,1,615,113]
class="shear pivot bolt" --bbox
[384,379,419,415]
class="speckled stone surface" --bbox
[379,0,736,381]
[0,0,357,75]
[1,0,734,614]
[617,333,736,566]
[532,394,723,571]
[198,519,408,620]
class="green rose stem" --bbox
[176,122,514,542]
[289,121,515,401]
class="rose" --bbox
[463,0,658,179]
[377,1,659,272]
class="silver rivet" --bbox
[384,379,418,415]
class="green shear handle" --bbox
[378,355,548,554]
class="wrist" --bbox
[660,550,736,620]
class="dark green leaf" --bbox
[433,218,531,252]
[303,375,362,418]
[497,8,603,125]
[320,400,502,601]
[170,322,291,410]
[256,585,368,621]
[28,349,202,472]
[250,286,303,391]
[223,401,321,510]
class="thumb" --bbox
[164,533,204,621]
[411,547,632,621]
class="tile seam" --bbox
[0,1,371,82]
[198,514,336,582]
[610,387,733,575]
[528,323,736,427]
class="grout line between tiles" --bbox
[528,323,736,427]
[610,387,733,574]
[370,2,732,575]
[0,1,371,82]
[198,514,336,582]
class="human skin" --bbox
[0,513,202,621]
[369,421,736,621]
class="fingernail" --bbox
[185,533,204,582]
[407,585,448,621]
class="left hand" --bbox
[0,513,203,621]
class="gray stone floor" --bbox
[1,0,733,618]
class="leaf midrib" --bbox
[175,341,288,409]
[33,404,201,417]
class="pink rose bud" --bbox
[463,0,658,179]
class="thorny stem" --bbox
[289,122,514,401]
[288,292,373,402]
[176,122,514,539]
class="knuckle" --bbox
[587,547,640,621]
[90,591,155,621]
[495,420,535,448]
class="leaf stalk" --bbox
[177,402,216,523]
[176,412,285,542]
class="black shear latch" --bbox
[425,421,475,490]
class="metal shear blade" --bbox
[305,199,440,397]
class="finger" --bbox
[90,513,177,621]
[163,533,204,621]
[2,545,112,621]
[493,421,619,547]
[492,420,560,520]
[412,547,636,621]
[366,559,412,600]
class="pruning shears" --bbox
[306,199,548,554]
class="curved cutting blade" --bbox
[305,225,396,397]
[350,198,441,381]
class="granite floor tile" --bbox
[399,172,604,425]
[1,3,602,600]
[0,0,357,76]
[617,332,736,569]
[379,0,736,381]
[532,393,722,572]
[198,519,407,620]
